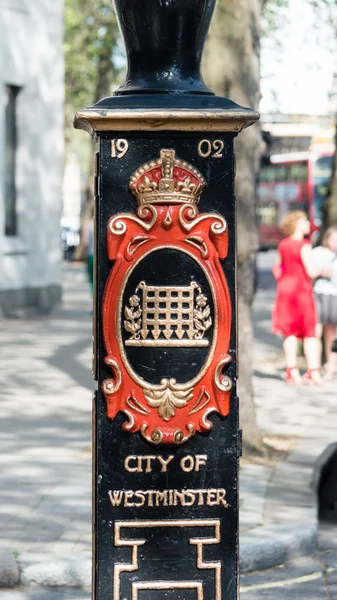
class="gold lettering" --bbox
[173,491,185,506]
[108,488,228,508]
[212,139,224,158]
[111,138,129,159]
[134,491,146,507]
[124,456,138,473]
[195,455,207,471]
[180,455,194,472]
[157,455,174,472]
[198,139,212,158]
[216,489,228,508]
[144,455,157,473]
[183,491,196,506]
[124,491,135,507]
[108,490,124,507]
[198,138,224,159]
[147,491,155,507]
[123,454,176,473]
[155,491,168,506]
[197,489,207,505]
[207,489,218,506]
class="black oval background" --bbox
[121,248,215,384]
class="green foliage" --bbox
[262,0,289,37]
[64,0,123,113]
[310,0,337,27]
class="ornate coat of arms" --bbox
[102,149,232,445]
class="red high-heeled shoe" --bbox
[304,368,322,386]
[285,366,302,385]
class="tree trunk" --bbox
[75,48,114,260]
[203,0,264,453]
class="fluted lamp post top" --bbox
[74,0,259,134]
[113,0,216,96]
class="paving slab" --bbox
[239,465,272,531]
[0,589,90,600]
[240,556,329,600]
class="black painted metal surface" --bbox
[114,0,215,95]
[73,1,258,598]
[93,132,239,599]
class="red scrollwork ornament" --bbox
[102,149,232,445]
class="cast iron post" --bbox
[75,2,259,598]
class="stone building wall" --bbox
[0,0,64,315]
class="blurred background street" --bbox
[1,0,337,597]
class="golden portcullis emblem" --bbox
[124,281,212,347]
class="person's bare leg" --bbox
[283,335,298,366]
[303,336,322,384]
[316,323,324,378]
[283,336,301,383]
[316,322,323,360]
[324,324,337,377]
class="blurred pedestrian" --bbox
[82,213,94,294]
[312,227,337,379]
[272,211,322,385]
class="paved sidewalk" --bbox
[0,265,93,574]
[0,259,336,592]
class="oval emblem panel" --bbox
[119,247,216,385]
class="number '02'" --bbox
[198,139,224,159]
[111,139,129,159]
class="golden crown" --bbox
[129,149,206,206]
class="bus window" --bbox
[288,201,309,214]
[313,155,333,226]
[288,162,308,181]
[259,167,270,182]
[276,165,287,181]
[259,161,309,184]
[257,202,278,226]
[314,156,333,177]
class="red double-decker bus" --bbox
[257,151,333,249]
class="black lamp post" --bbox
[75,2,259,598]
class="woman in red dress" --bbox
[272,211,322,385]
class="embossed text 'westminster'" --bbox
[108,488,228,508]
